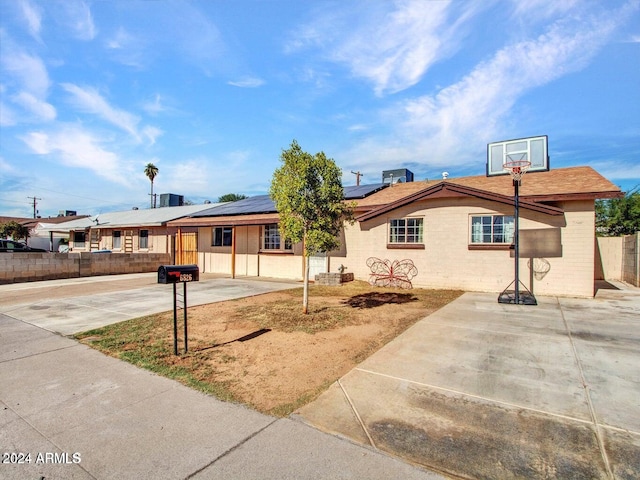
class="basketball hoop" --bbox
[503,158,531,182]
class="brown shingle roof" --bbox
[355,166,621,210]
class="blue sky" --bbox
[1,0,639,218]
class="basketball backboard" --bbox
[487,135,549,177]
[510,228,562,258]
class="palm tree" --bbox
[144,163,159,208]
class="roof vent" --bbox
[442,172,449,180]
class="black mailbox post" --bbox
[158,265,199,355]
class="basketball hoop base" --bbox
[498,280,537,305]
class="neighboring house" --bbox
[0,215,88,251]
[167,185,386,280]
[37,204,223,262]
[169,166,621,298]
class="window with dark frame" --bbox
[212,226,233,247]
[73,231,86,248]
[470,215,514,244]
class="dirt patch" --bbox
[77,282,462,416]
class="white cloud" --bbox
[0,101,18,126]
[1,49,51,98]
[59,0,96,40]
[0,40,55,124]
[0,155,16,174]
[106,27,133,50]
[19,0,43,39]
[341,3,636,171]
[228,77,265,88]
[142,126,163,145]
[61,83,141,140]
[104,27,148,68]
[162,159,212,194]
[20,125,129,185]
[590,160,640,182]
[511,0,580,20]
[288,1,489,96]
[142,94,167,115]
[12,91,56,122]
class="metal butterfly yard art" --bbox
[366,257,418,289]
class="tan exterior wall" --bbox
[185,197,598,297]
[0,252,170,284]
[69,227,173,253]
[197,225,303,279]
[334,197,596,297]
[595,236,623,281]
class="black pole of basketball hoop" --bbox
[514,179,520,305]
[498,165,536,305]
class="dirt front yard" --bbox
[77,281,463,416]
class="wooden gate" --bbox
[176,231,198,265]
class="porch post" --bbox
[231,226,236,279]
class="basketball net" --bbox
[503,155,531,183]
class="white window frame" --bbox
[389,217,424,244]
[113,230,122,250]
[470,215,514,244]
[262,224,292,252]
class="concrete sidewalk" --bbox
[0,314,442,480]
[296,283,640,479]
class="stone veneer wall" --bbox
[0,252,171,284]
[315,272,354,286]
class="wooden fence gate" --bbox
[176,231,198,265]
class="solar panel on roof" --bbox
[191,184,388,217]
[344,183,388,199]
[191,195,276,217]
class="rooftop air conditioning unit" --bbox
[382,169,414,184]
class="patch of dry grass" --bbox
[77,281,463,416]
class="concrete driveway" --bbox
[296,283,640,479]
[2,274,638,479]
[0,273,298,335]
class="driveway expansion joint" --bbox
[183,418,279,479]
[557,297,614,479]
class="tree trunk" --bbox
[303,253,309,314]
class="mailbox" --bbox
[158,264,199,284]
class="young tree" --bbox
[596,189,640,236]
[270,140,354,314]
[218,193,248,203]
[0,221,30,240]
[144,163,159,208]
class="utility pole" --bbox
[27,196,42,218]
[351,171,362,186]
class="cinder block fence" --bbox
[0,252,171,284]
